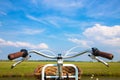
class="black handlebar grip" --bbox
[92,48,114,60]
[8,49,28,60]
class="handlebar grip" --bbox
[8,49,28,60]
[92,48,114,60]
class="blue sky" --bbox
[0,0,120,61]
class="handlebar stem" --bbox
[57,54,63,79]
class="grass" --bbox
[0,61,120,77]
[73,62,120,76]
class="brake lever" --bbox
[11,55,31,69]
[88,54,109,67]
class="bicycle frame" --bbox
[8,47,113,80]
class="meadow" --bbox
[0,61,120,77]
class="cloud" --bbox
[26,15,61,27]
[68,24,120,48]
[48,20,60,28]
[0,38,48,49]
[26,15,59,27]
[26,14,48,24]
[0,27,45,35]
[22,28,45,35]
[83,24,120,47]
[40,0,120,18]
[68,38,91,48]
[85,0,120,18]
[26,14,98,30]
[41,0,84,16]
[37,43,48,49]
[42,0,83,10]
[29,0,83,12]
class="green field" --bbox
[0,61,120,77]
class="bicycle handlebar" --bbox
[7,47,114,68]
[92,48,113,60]
[8,48,114,60]
[8,49,28,60]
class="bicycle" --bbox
[8,47,113,80]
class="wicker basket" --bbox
[34,65,82,80]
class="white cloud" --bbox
[48,20,60,28]
[68,24,120,48]
[42,0,83,10]
[22,28,44,35]
[26,14,48,25]
[41,0,84,16]
[85,0,120,18]
[68,38,91,48]
[26,15,61,28]
[84,24,120,37]
[83,24,120,47]
[0,38,48,49]
[26,14,97,29]
[10,28,45,35]
[37,43,48,49]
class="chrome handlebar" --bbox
[8,47,114,68]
